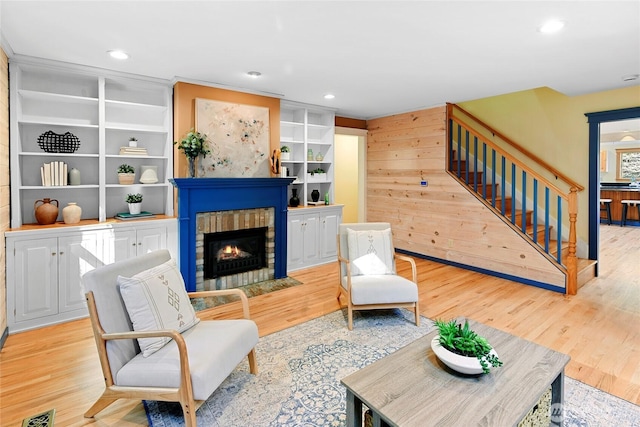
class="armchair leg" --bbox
[84,393,118,418]
[180,399,197,427]
[248,348,258,374]
[348,305,353,331]
[414,303,420,327]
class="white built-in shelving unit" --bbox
[279,101,335,206]
[9,58,174,227]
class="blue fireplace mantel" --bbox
[170,177,295,291]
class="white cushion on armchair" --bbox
[116,319,259,400]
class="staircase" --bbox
[447,104,594,294]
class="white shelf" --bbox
[280,101,335,207]
[9,59,174,227]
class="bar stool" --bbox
[620,199,640,226]
[600,198,612,225]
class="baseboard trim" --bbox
[0,326,8,350]
[396,248,566,294]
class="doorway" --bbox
[586,106,640,275]
[334,127,367,223]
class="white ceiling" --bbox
[1,1,639,120]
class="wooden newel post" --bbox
[567,187,579,295]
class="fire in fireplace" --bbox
[204,227,268,279]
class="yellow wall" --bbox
[334,134,359,222]
[0,48,9,342]
[459,85,640,245]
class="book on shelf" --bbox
[119,146,148,156]
[115,211,155,220]
[41,161,69,186]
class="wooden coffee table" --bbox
[341,318,570,427]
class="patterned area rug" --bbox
[145,309,640,427]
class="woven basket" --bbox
[37,130,81,153]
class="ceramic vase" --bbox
[311,189,320,202]
[34,198,59,225]
[289,189,300,207]
[139,165,159,184]
[62,202,82,224]
[69,168,81,185]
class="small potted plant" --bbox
[280,145,291,160]
[431,319,503,375]
[126,193,143,214]
[128,137,138,147]
[117,164,135,185]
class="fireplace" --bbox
[170,177,294,292]
[204,227,268,279]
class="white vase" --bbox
[128,203,142,215]
[139,165,158,184]
[62,202,82,224]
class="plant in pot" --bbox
[117,164,135,185]
[174,129,210,177]
[431,319,503,375]
[280,145,291,160]
[128,137,138,147]
[126,193,143,215]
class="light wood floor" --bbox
[1,225,638,426]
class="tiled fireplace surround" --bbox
[170,177,294,292]
[196,207,274,291]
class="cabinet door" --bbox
[287,215,305,268]
[320,211,340,259]
[13,238,59,322]
[136,226,167,255]
[104,229,137,264]
[58,233,99,313]
[303,214,320,264]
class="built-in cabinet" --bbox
[5,219,177,332]
[9,58,174,227]
[280,101,335,206]
[287,205,343,271]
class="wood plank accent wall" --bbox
[1,48,9,342]
[366,106,566,290]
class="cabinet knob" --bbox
[59,251,64,255]
[132,243,136,247]
[138,242,142,246]
[51,252,56,256]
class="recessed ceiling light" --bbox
[247,71,262,78]
[324,94,335,100]
[538,19,565,34]
[107,50,129,60]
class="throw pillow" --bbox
[118,259,200,357]
[346,228,395,276]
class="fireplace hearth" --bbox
[204,227,267,279]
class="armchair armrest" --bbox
[395,253,418,283]
[337,254,354,291]
[188,288,251,320]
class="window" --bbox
[616,148,640,181]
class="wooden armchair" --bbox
[337,222,420,330]
[82,249,258,427]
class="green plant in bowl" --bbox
[433,319,503,374]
